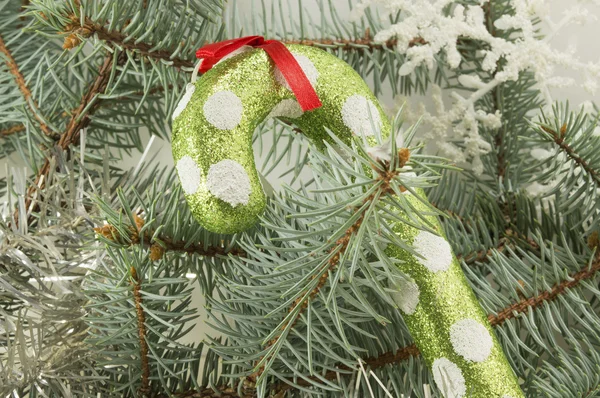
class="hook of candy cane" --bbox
[172,42,383,234]
[171,42,524,398]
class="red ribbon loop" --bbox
[196,36,322,112]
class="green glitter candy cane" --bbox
[171,38,524,398]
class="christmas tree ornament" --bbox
[171,36,524,398]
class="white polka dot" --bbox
[206,159,251,207]
[341,95,382,137]
[215,45,253,66]
[267,99,304,119]
[275,53,319,90]
[391,277,420,315]
[176,156,201,195]
[203,91,243,130]
[412,230,453,273]
[172,83,195,121]
[450,318,493,363]
[432,358,466,398]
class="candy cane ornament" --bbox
[171,37,524,398]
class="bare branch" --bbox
[0,34,56,138]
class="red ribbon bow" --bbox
[196,36,322,112]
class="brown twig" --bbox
[61,16,195,68]
[457,237,509,265]
[0,83,166,140]
[95,215,246,259]
[151,238,245,259]
[275,343,421,394]
[280,36,425,51]
[61,15,425,70]
[488,254,600,326]
[130,267,151,396]
[0,33,55,138]
[542,125,600,187]
[0,124,26,137]
[455,228,540,266]
[98,216,248,397]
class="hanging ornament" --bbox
[171,36,524,398]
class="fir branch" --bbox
[433,195,536,266]
[16,52,121,226]
[458,237,508,265]
[0,33,55,138]
[165,387,247,398]
[281,34,425,51]
[482,2,506,181]
[274,344,421,394]
[65,15,424,72]
[130,266,151,396]
[148,238,245,260]
[0,84,165,140]
[458,229,540,265]
[253,149,411,379]
[95,216,246,260]
[541,125,600,187]
[489,253,600,326]
[431,202,471,228]
[583,386,600,398]
[62,15,195,68]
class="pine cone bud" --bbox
[149,243,165,261]
[63,34,81,50]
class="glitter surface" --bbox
[386,193,524,397]
[172,44,524,397]
[172,45,389,233]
